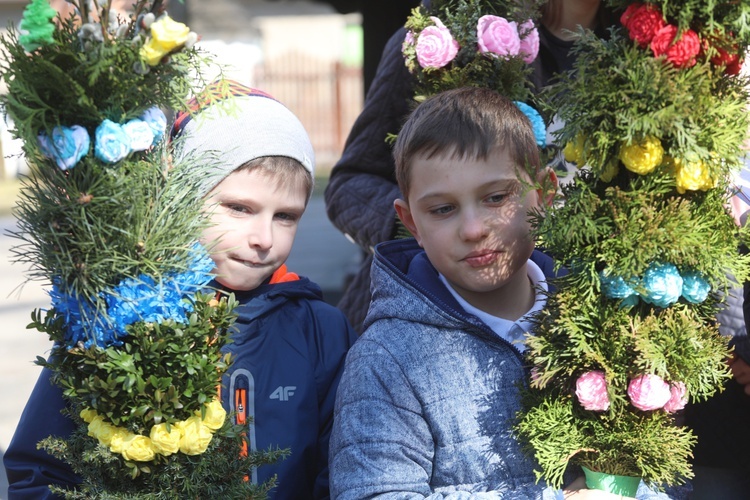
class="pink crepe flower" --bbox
[628,373,671,411]
[651,25,701,68]
[575,370,610,411]
[415,17,459,69]
[518,19,539,63]
[477,15,520,59]
[663,382,688,413]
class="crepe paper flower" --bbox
[108,427,131,454]
[18,0,56,52]
[415,17,459,69]
[681,270,710,304]
[514,101,546,147]
[641,262,683,308]
[150,423,182,456]
[176,416,214,455]
[80,408,97,423]
[477,15,520,59]
[663,382,688,413]
[628,373,671,411]
[95,119,131,163]
[674,157,715,194]
[197,398,227,431]
[599,270,637,299]
[403,31,415,54]
[620,3,666,48]
[37,125,91,170]
[620,293,640,308]
[563,134,586,165]
[122,119,155,152]
[518,19,539,64]
[651,25,701,69]
[140,106,168,144]
[619,135,664,175]
[88,415,118,446]
[122,434,157,462]
[710,44,743,75]
[575,370,610,411]
[140,15,190,66]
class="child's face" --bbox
[394,148,551,308]
[202,168,307,291]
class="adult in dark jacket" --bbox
[324,0,613,333]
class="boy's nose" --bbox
[247,219,273,250]
[459,210,489,241]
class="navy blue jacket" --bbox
[4,269,357,499]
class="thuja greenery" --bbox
[516,0,750,490]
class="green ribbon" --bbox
[582,466,640,497]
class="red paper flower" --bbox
[710,44,743,75]
[651,25,701,68]
[621,3,666,47]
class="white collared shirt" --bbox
[439,259,547,353]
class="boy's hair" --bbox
[393,86,541,198]
[171,80,315,198]
[235,156,314,201]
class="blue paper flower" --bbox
[140,107,167,145]
[122,119,155,152]
[514,101,546,147]
[51,244,216,349]
[37,125,90,170]
[95,119,131,163]
[599,270,637,299]
[681,270,710,304]
[641,262,683,308]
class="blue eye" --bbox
[429,205,454,215]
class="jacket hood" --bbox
[218,270,324,325]
[365,238,560,339]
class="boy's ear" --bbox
[394,198,421,245]
[536,167,559,207]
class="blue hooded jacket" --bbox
[4,268,357,499]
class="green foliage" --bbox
[545,29,750,179]
[40,410,287,499]
[31,292,237,429]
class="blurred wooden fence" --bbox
[255,52,364,171]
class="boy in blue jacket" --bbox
[4,81,358,499]
[328,87,678,499]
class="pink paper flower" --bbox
[621,3,665,47]
[477,15,520,59]
[575,370,610,411]
[628,373,671,411]
[415,17,459,69]
[651,25,701,68]
[518,19,539,63]
[663,382,688,413]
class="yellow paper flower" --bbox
[563,134,586,165]
[88,416,118,446]
[79,408,97,423]
[198,398,227,431]
[108,428,132,454]
[619,136,664,175]
[674,157,715,194]
[121,434,156,462]
[149,422,181,456]
[176,416,214,455]
[140,15,190,66]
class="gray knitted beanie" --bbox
[171,80,315,197]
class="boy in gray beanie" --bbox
[172,80,358,498]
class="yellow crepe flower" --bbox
[121,434,156,462]
[674,157,715,194]
[563,134,586,165]
[108,428,132,454]
[149,422,181,456]
[176,416,214,455]
[79,408,97,423]
[140,15,190,66]
[599,160,620,183]
[198,398,227,431]
[88,416,118,446]
[619,136,664,175]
